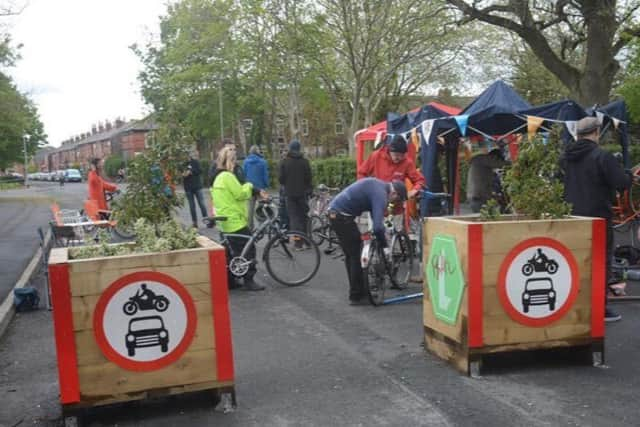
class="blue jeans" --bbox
[185,188,208,226]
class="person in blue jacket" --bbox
[329,178,407,305]
[243,145,269,229]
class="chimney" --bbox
[92,125,97,135]
[115,117,124,128]
[105,120,112,131]
[98,122,104,133]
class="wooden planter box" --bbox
[423,216,605,375]
[48,236,235,412]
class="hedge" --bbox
[104,155,124,178]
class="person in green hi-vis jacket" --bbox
[211,145,268,291]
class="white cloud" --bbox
[7,0,167,146]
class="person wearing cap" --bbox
[279,140,312,242]
[328,178,408,305]
[560,116,631,322]
[357,135,425,199]
[467,142,509,213]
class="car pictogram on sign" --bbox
[522,277,556,313]
[125,315,170,357]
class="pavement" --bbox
[1,183,640,426]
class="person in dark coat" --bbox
[560,116,632,322]
[182,149,208,228]
[279,140,312,243]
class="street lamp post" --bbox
[23,135,28,188]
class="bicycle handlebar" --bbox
[421,191,451,200]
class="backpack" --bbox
[14,287,40,312]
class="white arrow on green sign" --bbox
[426,234,465,325]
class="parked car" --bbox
[64,169,82,182]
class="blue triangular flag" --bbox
[454,115,469,136]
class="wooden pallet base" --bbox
[61,382,235,426]
[424,326,604,376]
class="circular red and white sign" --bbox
[94,271,197,371]
[498,237,579,327]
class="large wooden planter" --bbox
[48,236,234,413]
[423,216,605,375]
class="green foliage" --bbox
[112,124,191,229]
[601,143,640,167]
[310,157,356,188]
[479,199,501,221]
[104,155,124,178]
[619,40,640,123]
[69,219,199,260]
[502,135,572,219]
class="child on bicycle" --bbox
[328,178,407,305]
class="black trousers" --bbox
[185,188,208,226]
[226,227,256,282]
[286,195,309,234]
[330,214,365,300]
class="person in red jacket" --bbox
[87,158,118,210]
[357,135,425,199]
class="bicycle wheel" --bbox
[113,220,136,239]
[309,215,325,246]
[389,231,413,290]
[264,231,320,286]
[363,240,386,306]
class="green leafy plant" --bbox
[111,123,191,229]
[69,218,198,260]
[502,134,572,219]
[479,199,501,221]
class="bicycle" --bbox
[360,209,415,306]
[308,184,340,247]
[204,199,321,286]
[81,190,136,240]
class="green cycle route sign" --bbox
[426,234,465,325]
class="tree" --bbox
[511,44,571,105]
[619,40,640,122]
[0,36,46,171]
[315,0,470,155]
[445,0,640,106]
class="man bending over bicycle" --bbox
[328,178,407,305]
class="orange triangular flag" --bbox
[527,116,544,140]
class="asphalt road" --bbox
[0,182,87,303]
[1,182,639,426]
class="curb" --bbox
[0,229,51,339]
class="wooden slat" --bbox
[78,348,219,397]
[424,327,469,374]
[482,219,593,255]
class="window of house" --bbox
[335,119,344,135]
[302,119,309,136]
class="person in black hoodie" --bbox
[279,140,312,244]
[182,149,208,228]
[560,116,631,322]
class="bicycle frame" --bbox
[217,213,281,261]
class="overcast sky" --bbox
[7,0,167,147]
